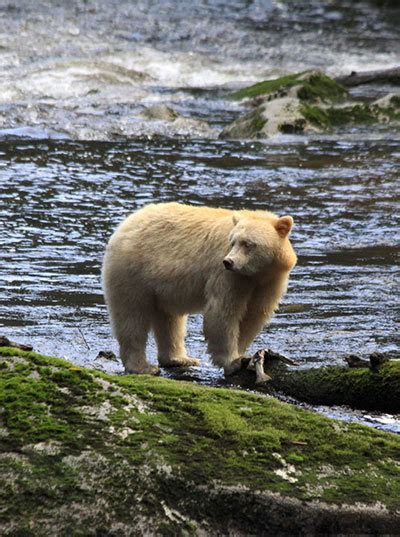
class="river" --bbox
[0,0,399,432]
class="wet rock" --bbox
[141,104,180,121]
[221,70,400,139]
[1,345,399,535]
[345,354,370,368]
[220,96,320,139]
[95,350,118,362]
[301,95,400,130]
[0,335,32,351]
[372,93,400,121]
[140,104,215,137]
[369,352,390,371]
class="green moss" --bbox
[0,348,112,452]
[300,100,400,130]
[197,400,249,438]
[328,104,377,126]
[250,110,268,132]
[230,72,306,100]
[300,104,331,128]
[297,72,347,103]
[219,107,267,139]
[379,98,400,121]
[230,71,347,103]
[1,347,400,535]
[390,95,400,107]
[225,71,398,139]
[0,346,73,368]
[275,361,400,412]
[113,367,400,505]
[301,103,374,128]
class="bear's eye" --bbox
[241,240,254,249]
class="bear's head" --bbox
[223,212,297,277]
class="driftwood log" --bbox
[335,67,400,87]
[231,349,400,414]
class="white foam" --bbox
[103,47,273,88]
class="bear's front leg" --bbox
[238,283,283,355]
[203,303,245,376]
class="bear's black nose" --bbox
[223,258,234,270]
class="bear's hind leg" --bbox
[117,313,160,375]
[153,310,200,368]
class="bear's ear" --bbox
[232,213,240,226]
[275,215,293,237]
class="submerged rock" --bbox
[221,70,400,139]
[141,104,180,121]
[140,103,215,137]
[0,346,399,535]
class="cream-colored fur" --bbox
[102,202,297,376]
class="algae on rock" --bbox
[1,346,400,535]
[234,355,400,413]
[221,70,400,139]
[221,97,318,139]
[230,70,347,104]
[275,360,400,413]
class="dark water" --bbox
[1,0,399,431]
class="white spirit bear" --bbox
[102,202,297,376]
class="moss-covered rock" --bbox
[229,352,400,413]
[301,96,400,130]
[221,70,400,139]
[230,70,347,103]
[1,346,400,535]
[220,97,319,139]
[271,360,400,413]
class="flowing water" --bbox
[1,0,399,431]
